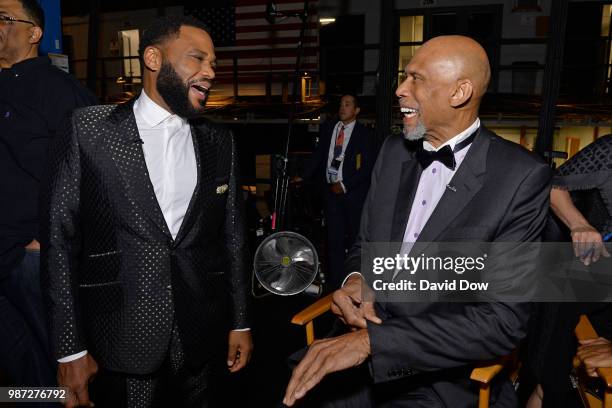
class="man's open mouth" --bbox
[191,84,210,97]
[401,107,418,118]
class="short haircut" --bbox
[138,16,210,60]
[18,0,44,30]
[341,93,360,108]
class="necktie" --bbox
[415,130,478,170]
[333,125,345,159]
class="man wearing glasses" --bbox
[0,0,96,390]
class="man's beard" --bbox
[156,62,205,119]
[402,118,426,141]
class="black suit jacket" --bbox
[41,100,250,374]
[345,126,552,406]
[302,121,376,199]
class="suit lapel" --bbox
[343,122,359,159]
[173,124,217,245]
[106,99,172,240]
[390,152,422,242]
[416,128,489,243]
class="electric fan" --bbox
[253,231,321,296]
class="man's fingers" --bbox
[284,343,324,405]
[227,342,238,367]
[332,293,366,328]
[363,303,382,324]
[75,385,93,408]
[64,390,78,408]
[293,361,328,402]
[579,337,609,347]
[229,355,244,372]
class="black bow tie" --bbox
[415,130,479,171]
[416,145,456,170]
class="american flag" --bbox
[186,0,319,91]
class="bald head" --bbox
[419,35,490,100]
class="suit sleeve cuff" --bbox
[341,272,362,287]
[58,350,88,363]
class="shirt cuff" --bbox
[232,328,251,332]
[341,272,362,287]
[58,350,88,363]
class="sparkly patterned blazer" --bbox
[41,99,250,374]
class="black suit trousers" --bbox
[89,320,223,408]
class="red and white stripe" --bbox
[215,0,319,79]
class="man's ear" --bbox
[355,107,361,116]
[450,79,474,108]
[29,26,43,44]
[143,46,162,72]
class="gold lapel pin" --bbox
[216,184,229,194]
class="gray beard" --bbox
[402,118,426,141]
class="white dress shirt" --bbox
[402,118,480,245]
[134,90,197,239]
[59,91,197,363]
[343,118,480,286]
[326,120,356,189]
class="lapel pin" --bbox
[216,184,229,194]
[446,184,457,192]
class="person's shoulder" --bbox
[35,62,97,104]
[354,121,373,135]
[192,117,233,142]
[71,104,119,124]
[482,127,548,170]
[39,62,87,90]
[379,132,416,156]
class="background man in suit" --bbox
[41,16,252,407]
[294,94,376,289]
[0,0,96,391]
[284,35,551,407]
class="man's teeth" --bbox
[401,107,418,117]
[192,84,209,93]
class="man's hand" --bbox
[570,224,610,266]
[227,330,253,373]
[331,274,381,330]
[58,354,98,408]
[330,182,344,194]
[577,337,612,376]
[25,239,40,250]
[283,329,371,406]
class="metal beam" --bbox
[374,0,395,148]
[535,0,570,159]
[86,0,100,94]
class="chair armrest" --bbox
[575,315,598,340]
[470,361,506,384]
[291,293,334,326]
[598,367,612,388]
[575,315,612,387]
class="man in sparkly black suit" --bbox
[41,16,252,407]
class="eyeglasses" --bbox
[0,15,35,26]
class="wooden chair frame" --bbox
[291,294,513,408]
[574,315,612,408]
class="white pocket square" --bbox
[216,184,229,194]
